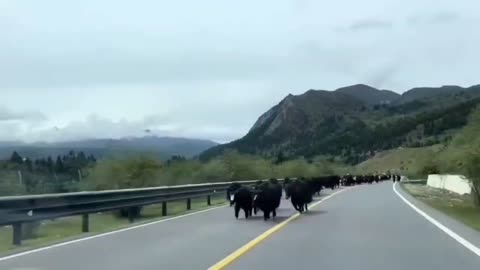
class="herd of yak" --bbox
[226,174,402,221]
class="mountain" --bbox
[395,85,480,104]
[0,136,218,160]
[335,84,400,105]
[200,84,480,164]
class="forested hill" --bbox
[0,136,218,161]
[200,84,480,164]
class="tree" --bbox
[166,155,186,166]
[464,149,480,206]
[77,151,87,166]
[274,151,286,165]
[86,156,162,190]
[88,154,97,163]
[10,151,23,164]
[55,156,64,173]
[421,163,440,177]
[46,156,54,172]
[25,158,33,172]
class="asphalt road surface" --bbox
[1,182,479,270]
[0,189,335,270]
[228,183,479,270]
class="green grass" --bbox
[355,145,444,176]
[0,194,227,255]
[402,183,480,231]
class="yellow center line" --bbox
[207,187,350,270]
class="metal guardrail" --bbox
[0,179,284,246]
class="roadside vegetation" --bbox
[0,150,350,195]
[428,106,480,206]
[399,106,480,231]
[402,183,480,231]
[354,144,443,178]
[363,106,480,208]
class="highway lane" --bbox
[228,182,479,270]
[0,189,336,270]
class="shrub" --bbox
[463,148,480,206]
[421,163,440,177]
[85,156,162,190]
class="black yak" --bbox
[283,177,292,199]
[269,178,283,209]
[288,178,313,214]
[231,186,254,219]
[253,181,282,220]
[226,182,242,206]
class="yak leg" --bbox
[264,211,270,221]
[234,204,240,219]
[243,207,249,219]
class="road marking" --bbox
[0,204,228,262]
[393,182,480,257]
[208,188,349,270]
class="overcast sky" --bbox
[1,0,479,143]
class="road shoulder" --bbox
[395,182,480,255]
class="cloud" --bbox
[0,106,47,122]
[408,12,460,26]
[22,113,246,143]
[348,19,393,31]
[1,0,480,143]
[430,12,460,23]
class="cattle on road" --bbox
[253,180,283,220]
[286,178,313,214]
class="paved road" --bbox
[1,182,479,270]
[228,182,479,270]
[0,190,336,270]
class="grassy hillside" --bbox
[357,105,480,205]
[355,145,444,177]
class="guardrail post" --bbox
[128,208,135,223]
[207,195,211,206]
[12,223,22,246]
[187,198,191,210]
[82,214,89,233]
[162,202,167,216]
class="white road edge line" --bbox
[0,204,228,262]
[393,182,480,257]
